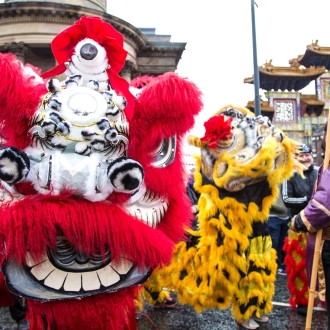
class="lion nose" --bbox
[107,157,144,193]
[80,43,98,60]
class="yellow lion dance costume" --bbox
[143,105,302,329]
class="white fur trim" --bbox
[112,95,126,111]
[75,142,91,155]
[51,135,68,148]
[23,66,44,85]
[99,82,110,92]
[129,86,142,98]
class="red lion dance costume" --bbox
[0,16,202,329]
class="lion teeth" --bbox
[82,271,101,291]
[64,272,81,292]
[30,259,55,281]
[44,268,67,290]
[124,190,168,228]
[27,252,133,292]
[97,265,120,287]
[110,258,133,275]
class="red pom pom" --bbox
[201,116,233,149]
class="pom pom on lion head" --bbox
[41,15,137,121]
[188,105,303,192]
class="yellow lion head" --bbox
[189,105,302,192]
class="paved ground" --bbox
[136,275,328,330]
[0,275,327,329]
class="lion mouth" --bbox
[124,189,168,228]
[224,173,269,192]
[225,176,254,192]
[3,239,151,301]
[2,189,169,301]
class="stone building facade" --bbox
[0,0,186,80]
[244,41,330,164]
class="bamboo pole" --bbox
[305,230,323,330]
[305,113,330,330]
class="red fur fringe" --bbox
[0,53,47,150]
[0,70,203,328]
[128,73,203,241]
[130,75,155,89]
[283,234,309,308]
[129,73,203,137]
[0,193,188,268]
[27,287,139,330]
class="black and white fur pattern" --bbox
[5,38,138,201]
[0,147,30,184]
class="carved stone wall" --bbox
[0,1,186,78]
[4,0,107,12]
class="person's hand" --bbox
[291,216,297,232]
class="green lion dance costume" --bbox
[143,105,302,329]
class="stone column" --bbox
[3,42,29,64]
[120,60,135,82]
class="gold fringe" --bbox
[142,284,170,305]
[134,287,145,311]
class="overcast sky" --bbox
[2,0,329,160]
[108,0,330,141]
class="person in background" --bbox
[282,144,320,316]
[267,186,290,275]
[291,122,330,330]
[186,167,198,226]
[282,144,317,218]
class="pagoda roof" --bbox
[246,100,274,112]
[300,94,325,106]
[244,59,326,91]
[300,93,325,117]
[298,40,330,70]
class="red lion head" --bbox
[0,16,203,330]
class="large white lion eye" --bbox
[149,135,177,168]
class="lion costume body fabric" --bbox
[145,105,300,324]
[0,16,203,329]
